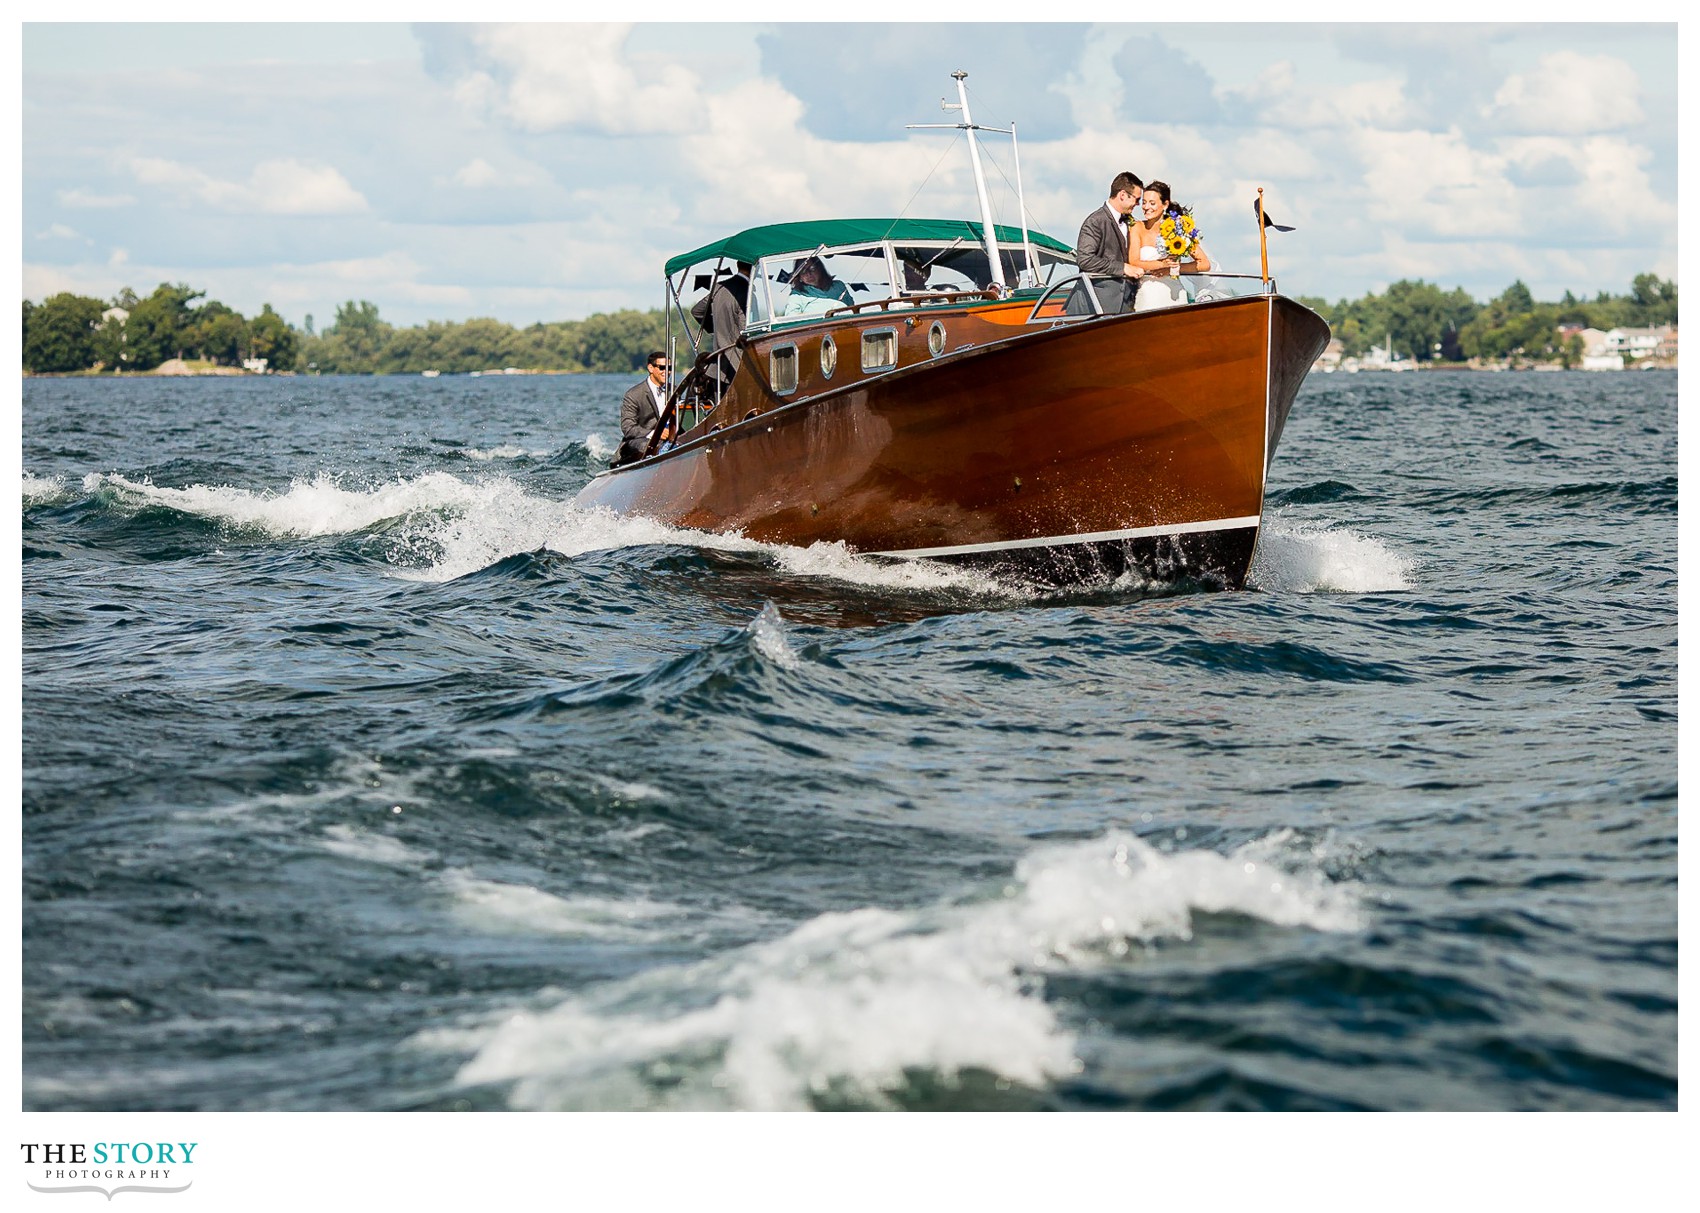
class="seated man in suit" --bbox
[1069,170,1148,315]
[618,350,671,464]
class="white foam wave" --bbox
[319,824,435,867]
[1250,513,1415,593]
[22,471,69,503]
[763,537,1012,596]
[582,433,614,463]
[83,470,516,539]
[459,444,554,462]
[435,830,1365,1110]
[444,873,687,939]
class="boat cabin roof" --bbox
[665,218,1072,275]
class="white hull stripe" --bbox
[873,515,1261,560]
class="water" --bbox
[20,368,1676,1112]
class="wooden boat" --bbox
[574,76,1330,590]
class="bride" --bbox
[1132,181,1212,313]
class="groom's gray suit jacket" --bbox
[1073,204,1135,314]
[1075,204,1131,280]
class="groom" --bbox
[1072,171,1145,315]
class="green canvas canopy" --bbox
[664,218,1073,276]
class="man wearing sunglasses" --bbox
[618,350,672,464]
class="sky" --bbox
[17,15,1685,331]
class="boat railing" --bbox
[1026,272,1278,324]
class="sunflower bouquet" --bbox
[1157,206,1201,259]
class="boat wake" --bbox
[410,829,1366,1110]
[51,470,1013,597]
[29,471,1413,600]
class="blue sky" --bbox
[19,17,1683,330]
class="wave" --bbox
[22,472,71,504]
[75,470,514,540]
[455,444,558,462]
[1250,512,1415,593]
[416,829,1365,1110]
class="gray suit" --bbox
[619,377,663,464]
[1072,203,1135,315]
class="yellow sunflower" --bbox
[1158,218,1176,239]
[1165,235,1189,256]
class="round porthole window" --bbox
[928,321,947,357]
[820,334,837,378]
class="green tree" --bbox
[247,304,298,371]
[124,282,205,369]
[23,292,107,373]
[1627,273,1677,326]
[1379,279,1479,363]
[310,300,393,373]
[190,300,248,365]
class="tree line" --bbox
[23,272,1677,376]
[22,284,669,376]
[1296,272,1677,366]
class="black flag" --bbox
[1255,200,1295,232]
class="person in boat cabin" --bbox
[1073,170,1152,314]
[901,254,935,293]
[617,350,672,464]
[688,261,749,402]
[1130,180,1211,313]
[782,256,855,314]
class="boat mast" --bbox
[948,71,1006,293]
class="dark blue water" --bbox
[21,367,1676,1111]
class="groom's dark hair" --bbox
[1110,171,1144,197]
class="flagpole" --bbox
[1258,187,1269,286]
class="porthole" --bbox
[861,328,898,372]
[820,334,837,379]
[769,344,798,394]
[928,321,947,358]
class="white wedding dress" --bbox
[1134,245,1187,312]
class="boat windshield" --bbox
[751,246,891,324]
[746,240,1081,325]
[893,243,1075,295]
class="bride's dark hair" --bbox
[1143,180,1174,210]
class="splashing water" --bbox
[1249,512,1415,593]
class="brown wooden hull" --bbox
[575,294,1329,588]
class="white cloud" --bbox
[1486,51,1644,135]
[56,187,136,209]
[1350,127,1523,238]
[128,156,369,215]
[36,223,83,242]
[453,158,501,188]
[458,23,706,136]
[672,77,973,230]
[1231,61,1416,132]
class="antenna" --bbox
[906,70,1007,293]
